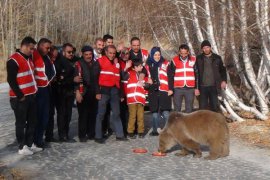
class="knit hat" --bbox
[81,45,93,53]
[201,40,211,49]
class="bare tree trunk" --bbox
[204,0,219,54]
[191,0,204,43]
[175,0,195,55]
[228,0,251,89]
[240,0,269,114]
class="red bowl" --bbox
[133,148,148,154]
[152,152,166,156]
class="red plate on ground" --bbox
[133,148,148,154]
[152,152,166,157]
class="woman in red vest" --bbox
[145,47,174,136]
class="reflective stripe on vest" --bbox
[33,50,55,87]
[98,56,120,88]
[9,52,37,97]
[126,71,146,105]
[145,60,170,92]
[172,56,196,88]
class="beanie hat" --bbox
[201,40,211,49]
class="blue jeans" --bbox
[152,110,169,133]
[34,87,50,146]
[95,87,124,139]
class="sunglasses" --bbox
[66,51,74,54]
[121,51,129,55]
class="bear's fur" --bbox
[158,110,229,160]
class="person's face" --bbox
[105,39,113,46]
[202,46,212,55]
[131,40,140,53]
[63,46,74,60]
[120,50,130,61]
[82,51,93,63]
[22,43,36,56]
[39,42,51,56]
[153,51,161,62]
[134,64,143,72]
[105,47,116,60]
[50,49,58,61]
[95,40,104,53]
[179,49,189,58]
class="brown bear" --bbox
[158,110,229,160]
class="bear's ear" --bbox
[157,128,163,134]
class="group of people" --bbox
[7,34,227,155]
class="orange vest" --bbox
[98,56,120,88]
[145,60,170,92]
[172,56,196,88]
[32,50,55,87]
[9,52,37,97]
[126,70,146,105]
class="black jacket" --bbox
[146,59,173,112]
[54,55,77,96]
[196,53,227,92]
[74,58,96,95]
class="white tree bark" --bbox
[175,1,195,55]
[228,0,251,89]
[240,0,269,114]
[224,89,268,120]
[191,0,204,43]
[219,0,228,60]
[203,0,219,54]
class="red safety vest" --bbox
[8,52,37,97]
[126,70,146,105]
[75,61,84,94]
[145,60,170,92]
[98,56,120,88]
[32,49,55,87]
[128,48,149,62]
[172,56,196,88]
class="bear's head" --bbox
[158,129,177,153]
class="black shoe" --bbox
[88,136,95,140]
[59,136,68,142]
[149,131,159,136]
[116,137,128,141]
[127,133,136,139]
[95,138,105,144]
[138,133,145,138]
[45,137,58,143]
[79,137,88,142]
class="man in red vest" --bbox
[7,36,40,155]
[171,44,199,113]
[94,45,127,143]
[129,37,148,64]
[32,38,56,148]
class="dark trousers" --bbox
[199,86,219,112]
[45,85,58,140]
[34,87,50,146]
[173,88,194,113]
[102,104,112,135]
[120,99,128,136]
[77,91,97,139]
[10,95,37,149]
[95,87,124,139]
[57,93,74,139]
